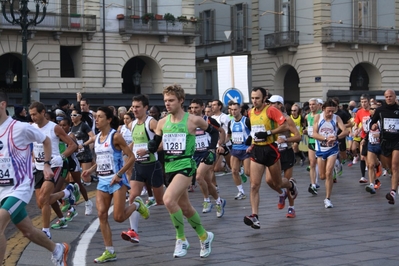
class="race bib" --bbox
[33,143,45,162]
[163,133,187,155]
[251,125,266,142]
[0,157,12,186]
[96,153,115,176]
[383,118,399,132]
[77,139,84,153]
[307,126,313,137]
[232,132,244,144]
[195,134,209,151]
[369,130,380,144]
[133,143,150,162]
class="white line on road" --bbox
[72,205,114,265]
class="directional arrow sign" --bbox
[222,88,243,106]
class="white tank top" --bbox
[316,112,338,152]
[120,125,132,145]
[95,129,123,178]
[33,121,62,170]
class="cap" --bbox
[352,108,358,113]
[268,95,284,104]
[55,109,65,116]
[317,98,323,104]
[56,116,64,121]
[58,99,69,107]
[14,105,23,115]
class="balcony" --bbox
[264,31,299,52]
[0,12,96,40]
[321,26,399,48]
[118,17,200,43]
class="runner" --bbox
[148,84,214,258]
[0,92,69,266]
[81,106,149,263]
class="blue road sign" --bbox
[222,88,243,106]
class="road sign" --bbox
[222,88,243,106]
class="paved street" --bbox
[13,162,399,266]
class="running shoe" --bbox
[65,184,76,205]
[308,184,318,195]
[215,185,219,193]
[145,198,157,208]
[42,230,52,239]
[94,250,117,263]
[277,189,287,209]
[359,177,368,183]
[202,201,213,213]
[140,187,147,196]
[316,183,320,189]
[240,172,248,183]
[286,207,296,218]
[353,156,359,164]
[51,242,69,266]
[73,183,80,203]
[333,176,337,183]
[51,219,68,230]
[365,184,376,194]
[65,208,78,222]
[300,159,304,167]
[324,198,333,208]
[85,200,93,216]
[386,190,396,205]
[376,163,382,178]
[173,239,190,258]
[383,169,387,176]
[234,192,246,200]
[200,232,214,258]
[134,196,150,219]
[216,199,226,218]
[289,178,298,200]
[61,199,70,212]
[121,229,139,243]
[337,163,343,176]
[82,181,91,187]
[243,214,260,229]
[188,185,195,192]
[374,179,381,189]
[306,166,310,172]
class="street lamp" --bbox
[1,0,48,107]
[132,71,141,87]
[5,68,14,87]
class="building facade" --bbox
[0,0,201,107]
[196,0,399,104]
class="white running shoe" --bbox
[51,242,69,266]
[200,231,214,258]
[324,198,333,208]
[85,200,93,215]
[173,239,189,258]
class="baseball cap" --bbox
[352,108,358,113]
[268,95,284,104]
[317,99,323,104]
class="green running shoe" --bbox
[94,250,117,263]
[134,196,150,219]
[51,219,68,230]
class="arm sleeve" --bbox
[205,124,219,149]
[227,121,232,134]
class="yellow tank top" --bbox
[290,114,303,136]
[249,105,277,145]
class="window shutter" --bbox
[231,5,236,52]
[210,9,216,41]
[243,3,248,51]
[199,11,204,45]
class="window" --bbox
[60,46,81,78]
[199,9,215,45]
[274,0,295,33]
[230,3,248,52]
[205,70,213,96]
[126,0,157,17]
[353,0,376,41]
[281,0,290,32]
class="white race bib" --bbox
[383,118,399,132]
[33,143,45,162]
[307,126,313,137]
[232,132,244,144]
[96,153,115,176]
[195,134,209,151]
[133,143,150,162]
[163,133,187,155]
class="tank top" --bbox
[290,114,303,136]
[195,116,211,152]
[120,124,132,146]
[276,114,293,150]
[230,116,250,150]
[0,118,39,203]
[131,116,157,162]
[249,105,276,145]
[162,113,196,173]
[32,121,62,170]
[306,111,321,144]
[316,112,338,152]
[94,129,123,178]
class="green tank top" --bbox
[132,123,156,163]
[162,113,196,173]
[307,111,321,144]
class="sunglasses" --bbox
[291,109,298,112]
[70,114,81,117]
[370,108,376,110]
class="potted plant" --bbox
[190,16,198,22]
[141,13,154,23]
[155,14,163,20]
[116,14,125,20]
[177,15,188,22]
[164,13,176,24]
[130,14,140,19]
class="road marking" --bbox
[72,205,114,265]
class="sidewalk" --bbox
[17,163,399,266]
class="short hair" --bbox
[252,87,267,100]
[124,112,134,120]
[0,90,9,104]
[29,101,46,113]
[97,106,119,130]
[230,102,240,108]
[132,94,150,107]
[212,99,223,109]
[191,98,204,106]
[150,105,161,113]
[323,98,338,109]
[332,97,340,105]
[308,98,318,104]
[163,84,185,101]
[81,98,90,105]
[360,94,370,101]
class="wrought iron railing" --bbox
[264,31,299,49]
[119,18,200,36]
[321,26,399,45]
[0,12,96,32]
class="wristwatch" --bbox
[44,161,51,165]
[116,172,123,178]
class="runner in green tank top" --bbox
[148,84,216,259]
[304,98,322,195]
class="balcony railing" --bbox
[0,12,96,32]
[119,18,200,36]
[321,26,399,45]
[264,31,299,49]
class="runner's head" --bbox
[163,84,185,114]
